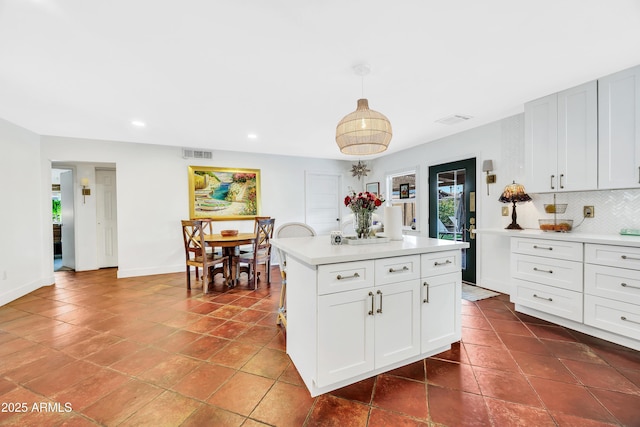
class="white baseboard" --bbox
[0,275,55,306]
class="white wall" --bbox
[40,136,354,279]
[369,115,521,293]
[0,118,53,305]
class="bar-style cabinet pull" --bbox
[621,255,640,261]
[533,267,553,274]
[621,282,640,290]
[376,290,383,313]
[533,245,553,251]
[423,281,429,303]
[621,316,640,325]
[434,260,452,267]
[533,294,553,302]
[389,266,409,273]
[368,292,374,316]
[336,272,360,280]
[559,173,565,189]
[550,174,555,190]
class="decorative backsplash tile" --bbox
[527,189,640,234]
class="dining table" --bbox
[204,232,256,286]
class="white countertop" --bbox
[271,235,469,266]
[476,228,640,247]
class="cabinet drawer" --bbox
[318,260,374,295]
[511,237,583,261]
[375,255,420,286]
[511,253,583,292]
[512,279,583,322]
[421,251,460,277]
[585,264,640,306]
[585,244,640,271]
[585,295,640,341]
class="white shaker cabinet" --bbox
[420,251,461,352]
[598,65,640,189]
[274,235,468,397]
[316,255,421,390]
[524,81,598,193]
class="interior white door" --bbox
[305,171,341,235]
[96,170,118,268]
[60,171,75,270]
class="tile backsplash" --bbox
[522,189,640,235]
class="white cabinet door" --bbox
[599,65,640,189]
[525,93,558,193]
[317,288,374,387]
[374,280,420,368]
[525,82,597,193]
[557,81,598,191]
[421,273,461,352]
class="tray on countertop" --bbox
[344,236,391,245]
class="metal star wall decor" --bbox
[350,160,370,180]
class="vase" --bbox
[353,210,373,239]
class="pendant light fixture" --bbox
[336,64,392,156]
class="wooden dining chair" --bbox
[235,218,275,289]
[274,222,316,328]
[181,219,229,293]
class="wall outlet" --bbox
[501,206,509,216]
[584,206,595,218]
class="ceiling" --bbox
[1,1,640,160]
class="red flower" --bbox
[344,196,351,206]
[374,199,382,207]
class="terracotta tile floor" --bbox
[1,267,640,426]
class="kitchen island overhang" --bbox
[272,235,469,397]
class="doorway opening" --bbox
[51,168,75,272]
[429,158,477,283]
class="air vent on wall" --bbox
[182,148,213,160]
[435,114,473,125]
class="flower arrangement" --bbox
[344,191,385,238]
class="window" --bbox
[386,169,417,229]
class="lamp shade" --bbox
[499,181,532,203]
[336,98,392,155]
[482,159,493,172]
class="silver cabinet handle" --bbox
[337,272,360,280]
[559,173,564,189]
[533,267,553,274]
[533,294,553,302]
[550,174,555,190]
[533,245,553,251]
[376,290,383,314]
[368,291,374,316]
[423,281,429,303]
[638,166,640,184]
[621,282,640,290]
[621,316,640,325]
[621,255,640,261]
[389,266,409,273]
[434,260,452,267]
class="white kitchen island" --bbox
[271,235,469,397]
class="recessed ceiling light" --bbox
[247,133,258,139]
[131,120,146,127]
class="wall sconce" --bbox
[482,160,496,195]
[81,178,91,204]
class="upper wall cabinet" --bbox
[598,65,640,190]
[525,81,598,193]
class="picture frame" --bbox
[365,182,380,196]
[399,183,410,199]
[188,166,261,220]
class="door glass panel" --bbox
[436,169,466,269]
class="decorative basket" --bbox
[220,229,238,237]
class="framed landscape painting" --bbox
[188,166,261,220]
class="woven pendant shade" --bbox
[336,98,392,155]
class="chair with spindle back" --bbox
[181,219,229,293]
